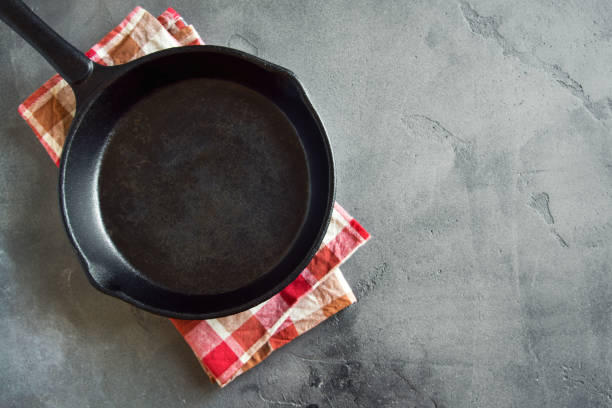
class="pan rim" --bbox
[58,45,336,319]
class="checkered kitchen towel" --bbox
[18,6,370,387]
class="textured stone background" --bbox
[1,1,611,407]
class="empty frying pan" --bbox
[0,0,334,319]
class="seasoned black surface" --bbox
[99,78,309,294]
[59,46,335,318]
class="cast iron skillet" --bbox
[0,0,334,319]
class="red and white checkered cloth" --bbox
[17,6,370,387]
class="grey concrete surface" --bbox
[1,0,611,407]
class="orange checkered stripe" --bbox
[17,7,370,388]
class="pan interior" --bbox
[97,78,310,295]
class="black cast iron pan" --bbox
[0,0,334,319]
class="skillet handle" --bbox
[0,0,93,86]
